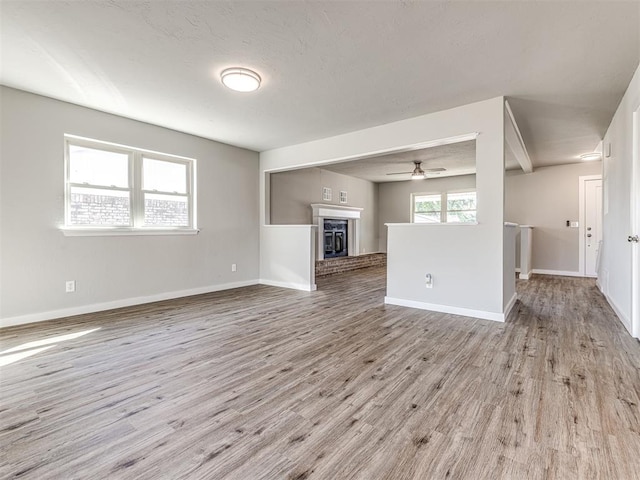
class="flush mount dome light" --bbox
[580,152,602,161]
[220,67,261,92]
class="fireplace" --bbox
[311,204,363,261]
[324,219,348,258]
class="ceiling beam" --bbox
[504,100,533,173]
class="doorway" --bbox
[579,175,603,277]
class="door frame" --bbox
[632,106,640,338]
[578,174,603,277]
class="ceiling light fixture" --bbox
[220,67,261,92]
[579,152,602,162]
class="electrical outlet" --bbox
[231,263,237,272]
[65,280,76,293]
[425,274,433,289]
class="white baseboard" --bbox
[598,288,632,335]
[504,292,518,320]
[384,296,505,322]
[259,279,317,292]
[515,268,580,279]
[597,282,636,337]
[531,269,583,278]
[0,279,260,329]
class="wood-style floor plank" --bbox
[1,267,639,479]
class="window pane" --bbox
[414,212,442,223]
[143,158,187,194]
[447,192,476,211]
[447,211,477,223]
[144,193,189,226]
[69,145,129,187]
[414,194,441,213]
[70,187,130,226]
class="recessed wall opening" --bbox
[266,136,489,283]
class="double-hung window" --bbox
[412,191,477,224]
[64,136,196,234]
[412,193,442,223]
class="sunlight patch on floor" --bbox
[0,327,101,366]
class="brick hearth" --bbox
[315,253,387,277]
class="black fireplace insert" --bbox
[324,219,348,258]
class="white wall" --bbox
[260,226,316,291]
[261,97,508,319]
[270,167,379,254]
[0,87,260,326]
[505,162,602,273]
[600,63,640,336]
[503,224,517,312]
[377,174,476,251]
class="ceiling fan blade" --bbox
[424,167,446,172]
[386,171,413,175]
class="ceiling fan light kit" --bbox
[411,161,426,180]
[387,160,445,180]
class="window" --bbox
[64,136,196,233]
[412,191,476,224]
[413,194,442,223]
[445,191,477,223]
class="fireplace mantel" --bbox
[311,204,363,260]
[310,204,363,219]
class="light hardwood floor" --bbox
[1,268,639,479]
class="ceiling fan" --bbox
[386,161,446,180]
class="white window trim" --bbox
[63,135,198,236]
[411,189,477,224]
[60,227,199,237]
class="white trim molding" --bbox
[61,227,200,236]
[1,279,260,329]
[504,293,518,320]
[597,282,633,334]
[531,269,583,277]
[259,279,317,292]
[516,268,587,278]
[384,296,507,322]
[596,272,640,338]
[311,203,363,219]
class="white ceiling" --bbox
[322,140,478,183]
[1,1,638,167]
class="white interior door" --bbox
[632,106,640,338]
[584,178,603,277]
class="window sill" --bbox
[60,227,200,237]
